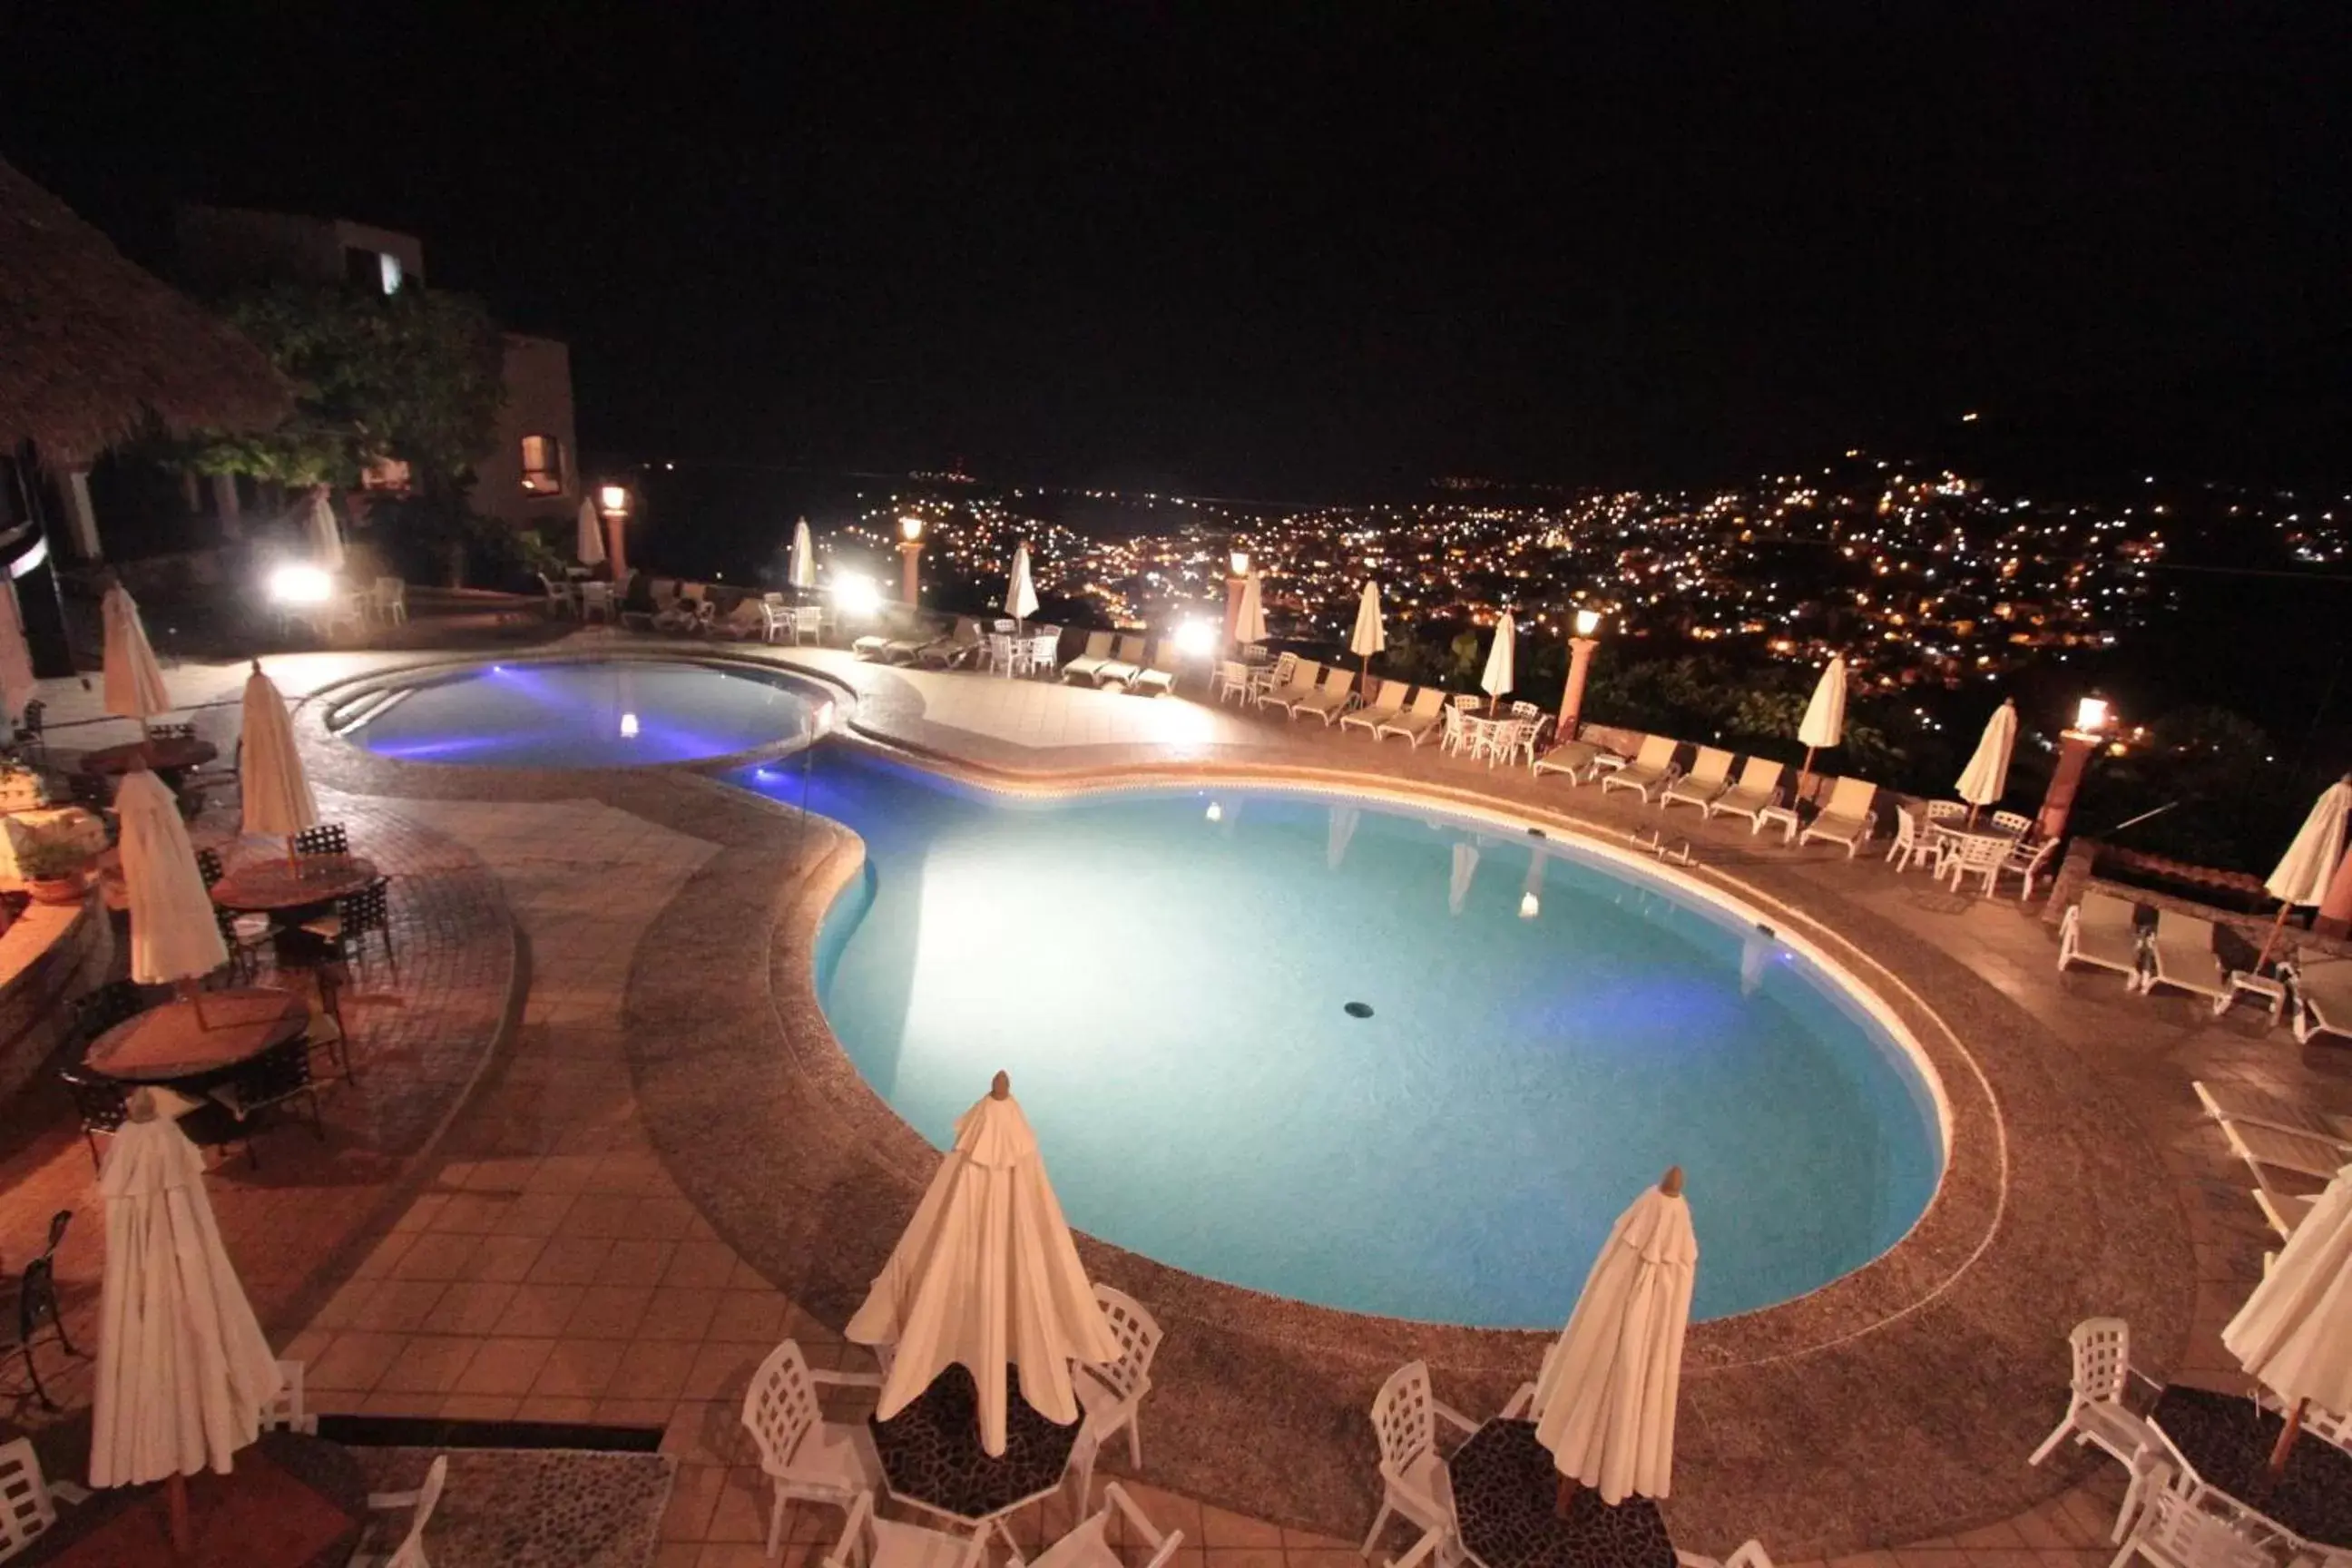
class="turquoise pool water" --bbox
[348,660,818,767]
[733,749,1943,1328]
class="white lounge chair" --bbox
[1061,631,1118,682]
[2059,891,2146,983]
[1028,1484,1183,1568]
[1362,1361,1477,1561]
[916,618,985,668]
[2142,910,2230,1007]
[2256,1188,2318,1241]
[2291,956,2352,1046]
[741,1339,884,1559]
[1093,635,1152,687]
[1125,644,1178,696]
[1260,658,1325,714]
[824,1491,987,1568]
[1534,740,1606,782]
[2218,1116,2348,1182]
[1341,681,1410,736]
[1661,747,1734,813]
[1293,669,1357,724]
[2192,1081,2352,1148]
[653,583,713,634]
[1798,778,1878,856]
[2027,1318,2161,1490]
[1707,758,1784,826]
[360,1453,447,1568]
[1376,688,1447,748]
[1601,735,1679,801]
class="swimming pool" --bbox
[345,659,821,767]
[735,749,1944,1329]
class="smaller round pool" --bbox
[347,660,819,768]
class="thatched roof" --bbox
[0,157,289,465]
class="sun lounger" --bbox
[2219,1117,2347,1182]
[1534,740,1607,782]
[2058,891,2146,983]
[1127,644,1178,696]
[1798,778,1879,856]
[2193,1081,2352,1150]
[2292,956,2352,1046]
[1260,659,1325,714]
[2256,1188,2318,1241]
[1291,670,1357,724]
[1661,747,1735,813]
[917,618,985,668]
[1707,758,1785,826]
[1092,635,1152,686]
[1061,631,1118,682]
[653,583,714,634]
[1375,687,1447,747]
[2142,910,2230,1007]
[1601,736,1680,801]
[1339,681,1409,735]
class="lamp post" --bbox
[897,515,925,604]
[1558,607,1603,740]
[595,483,632,584]
[2034,694,2112,841]
[1223,550,1250,649]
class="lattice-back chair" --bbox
[211,1036,325,1165]
[9,699,45,765]
[740,1339,883,1560]
[1925,799,1966,822]
[0,1436,63,1560]
[71,980,148,1050]
[1068,1285,1165,1504]
[1362,1360,1476,1560]
[302,877,396,979]
[191,848,260,978]
[292,821,349,858]
[56,1063,129,1172]
[148,721,195,742]
[2111,1476,2275,1568]
[4,1210,79,1411]
[2027,1318,2159,1475]
[1992,808,2035,838]
[303,964,356,1082]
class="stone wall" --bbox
[0,892,113,1103]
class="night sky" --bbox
[5,5,2344,495]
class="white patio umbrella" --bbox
[2222,1159,2352,1474]
[0,578,36,724]
[576,496,607,567]
[102,583,172,733]
[1481,612,1517,714]
[1532,1168,1697,1507]
[1349,581,1387,686]
[1797,656,1847,794]
[303,489,345,572]
[789,517,817,590]
[1955,699,2018,825]
[2258,777,2352,966]
[846,1072,1121,1455]
[91,1090,284,1554]
[1233,570,1268,646]
[1006,542,1040,630]
[117,768,229,986]
[240,661,318,866]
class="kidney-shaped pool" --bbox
[734,748,1944,1329]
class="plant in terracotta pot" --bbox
[15,834,95,905]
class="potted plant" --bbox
[15,835,95,905]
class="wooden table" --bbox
[17,1429,366,1566]
[78,735,219,796]
[210,854,378,914]
[1447,1420,1676,1568]
[84,990,309,1085]
[870,1364,1082,1524]
[2151,1385,2352,1551]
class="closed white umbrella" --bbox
[91,1090,283,1553]
[102,583,172,732]
[117,768,229,985]
[1797,656,1847,794]
[1955,699,2018,824]
[576,496,607,567]
[1006,543,1040,629]
[303,489,345,572]
[1233,570,1268,646]
[2223,1159,2352,1474]
[846,1073,1122,1455]
[789,517,816,590]
[0,578,36,724]
[2258,778,2352,965]
[1532,1169,1697,1507]
[1480,612,1517,713]
[240,662,318,862]
[1349,581,1387,687]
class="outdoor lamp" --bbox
[832,572,883,618]
[1573,607,1602,638]
[267,564,333,605]
[597,484,631,518]
[1230,550,1250,575]
[2075,695,2112,733]
[899,515,925,542]
[1173,618,1217,658]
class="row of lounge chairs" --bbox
[1062,632,1177,694]
[1534,733,1883,854]
[2194,1078,2352,1242]
[2059,889,2352,1041]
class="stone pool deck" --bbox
[5,627,2343,1568]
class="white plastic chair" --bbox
[826,1490,987,1568]
[1676,1543,1779,1568]
[0,1437,61,1563]
[581,582,615,623]
[1996,838,2062,902]
[741,1338,885,1560]
[1068,1286,1163,1504]
[1017,1482,1182,1568]
[1943,831,2011,895]
[371,577,408,625]
[360,1453,447,1568]
[2110,1479,2274,1568]
[1886,808,1939,872]
[1214,661,1252,704]
[259,1357,318,1434]
[2027,1318,2161,1481]
[1361,1360,1475,1561]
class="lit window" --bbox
[520,435,564,495]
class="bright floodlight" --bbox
[268,564,334,604]
[1230,550,1250,575]
[832,572,883,618]
[899,514,925,541]
[597,483,631,516]
[1573,608,1602,637]
[1173,619,1216,658]
[2076,695,2112,733]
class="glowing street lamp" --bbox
[1558,607,1605,740]
[595,483,633,582]
[897,515,925,604]
[2035,692,2114,842]
[1223,549,1251,649]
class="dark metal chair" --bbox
[8,697,44,764]
[1,1211,80,1411]
[290,822,348,858]
[193,848,260,980]
[210,1036,324,1163]
[300,877,395,978]
[70,980,150,1050]
[147,721,195,742]
[55,1063,129,1172]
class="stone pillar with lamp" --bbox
[897,515,925,604]
[2034,695,2112,841]
[595,483,632,585]
[1558,607,1602,740]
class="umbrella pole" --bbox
[166,1471,191,1556]
[177,975,213,1032]
[1798,745,1817,800]
[287,834,300,874]
[2255,902,2293,971]
[2270,1396,2306,1476]
[1965,803,1979,828]
[1554,1474,1581,1519]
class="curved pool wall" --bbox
[335,656,828,769]
[732,746,1945,1330]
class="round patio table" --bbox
[210,854,379,913]
[870,1364,1082,1524]
[15,1428,366,1566]
[2151,1385,2352,1550]
[84,989,309,1086]
[1447,1420,1677,1568]
[78,735,219,777]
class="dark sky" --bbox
[5,4,2345,495]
